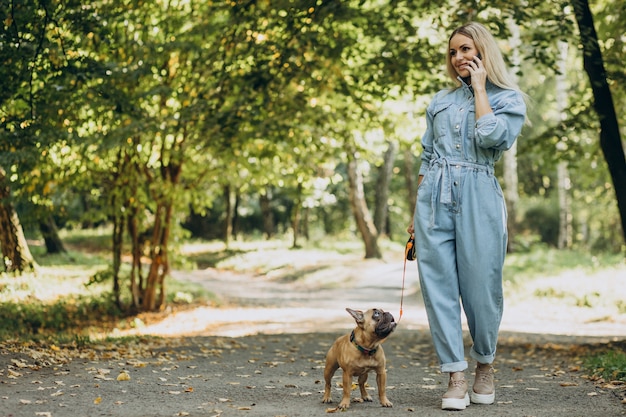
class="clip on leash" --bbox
[399,234,416,323]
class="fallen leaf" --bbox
[117,371,131,381]
[11,359,29,368]
[560,382,578,387]
[19,399,32,404]
[94,396,102,404]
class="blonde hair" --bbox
[446,22,523,94]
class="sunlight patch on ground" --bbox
[109,264,626,340]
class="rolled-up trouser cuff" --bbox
[441,360,468,373]
[470,346,495,365]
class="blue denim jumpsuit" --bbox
[413,78,526,373]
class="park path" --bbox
[158,258,626,340]
[3,258,626,417]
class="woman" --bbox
[407,22,527,410]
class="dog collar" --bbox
[350,331,377,356]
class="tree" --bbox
[556,41,573,249]
[346,148,381,259]
[571,0,626,244]
[0,168,36,273]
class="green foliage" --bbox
[584,348,626,383]
[2,0,625,281]
[0,293,124,337]
[503,245,624,284]
[0,232,217,339]
[522,198,560,247]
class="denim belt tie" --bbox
[428,157,494,227]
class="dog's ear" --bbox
[346,308,365,325]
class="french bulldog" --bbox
[322,308,396,410]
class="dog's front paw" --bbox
[338,400,350,410]
[380,397,393,407]
[322,395,332,404]
[362,395,373,402]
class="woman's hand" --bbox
[467,55,492,119]
[407,223,415,235]
[467,55,487,92]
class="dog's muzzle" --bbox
[375,312,397,338]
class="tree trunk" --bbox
[503,19,522,253]
[142,203,172,312]
[571,0,626,244]
[302,206,310,240]
[111,210,124,309]
[556,40,573,249]
[39,214,67,254]
[259,190,274,239]
[222,184,234,246]
[139,157,181,312]
[127,208,143,311]
[557,161,572,248]
[0,168,36,273]
[232,191,241,239]
[374,140,397,238]
[291,183,302,248]
[404,148,417,216]
[346,149,381,259]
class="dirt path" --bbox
[2,259,625,417]
[153,258,626,339]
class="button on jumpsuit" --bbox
[413,78,526,373]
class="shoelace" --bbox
[449,378,467,388]
[475,367,493,383]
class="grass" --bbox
[503,244,624,285]
[0,235,219,341]
[584,347,626,383]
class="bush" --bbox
[523,200,560,246]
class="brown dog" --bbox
[322,308,396,410]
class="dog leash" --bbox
[399,234,416,323]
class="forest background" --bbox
[1,0,625,328]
